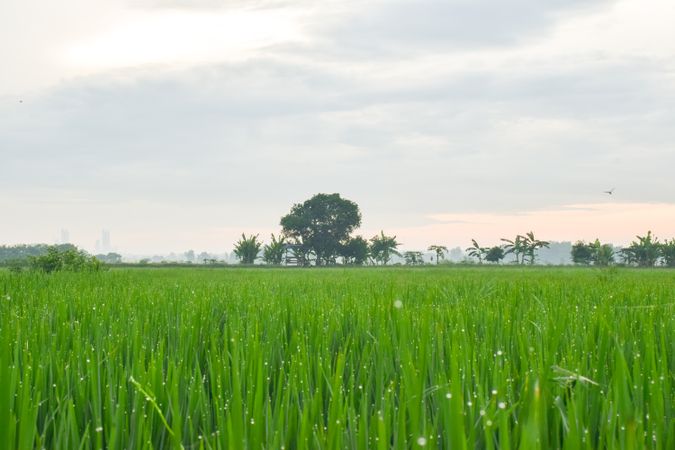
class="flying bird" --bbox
[603,188,615,195]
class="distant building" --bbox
[59,229,70,244]
[95,230,112,253]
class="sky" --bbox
[1,0,675,254]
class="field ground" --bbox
[1,267,673,449]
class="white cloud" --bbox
[2,0,675,251]
[61,9,308,71]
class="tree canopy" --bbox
[280,193,362,265]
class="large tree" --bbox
[280,193,362,266]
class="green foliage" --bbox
[521,231,550,265]
[502,232,549,265]
[571,241,594,265]
[280,193,362,266]
[485,245,505,263]
[427,244,448,265]
[95,252,123,264]
[341,236,369,265]
[501,235,527,264]
[592,239,615,266]
[621,231,660,267]
[369,231,400,265]
[6,259,26,273]
[0,243,77,263]
[403,250,424,265]
[661,239,675,267]
[466,239,488,263]
[0,268,672,449]
[29,246,100,273]
[262,234,286,265]
[232,233,262,264]
[572,239,615,266]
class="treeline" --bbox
[233,230,403,266]
[3,193,674,270]
[1,244,122,264]
[0,245,101,273]
[0,243,76,262]
[232,193,675,268]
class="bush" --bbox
[30,246,101,273]
[6,259,26,273]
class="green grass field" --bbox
[1,267,673,449]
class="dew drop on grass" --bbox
[498,402,507,409]
[393,300,403,309]
[416,437,427,446]
[445,393,452,399]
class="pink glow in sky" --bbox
[383,202,675,250]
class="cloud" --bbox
[133,0,304,11]
[2,51,674,216]
[313,0,615,57]
[2,0,675,252]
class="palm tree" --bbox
[466,239,488,263]
[661,239,675,267]
[369,231,400,265]
[262,233,286,265]
[621,231,660,267]
[591,239,615,267]
[501,235,526,264]
[521,231,550,265]
[404,251,424,265]
[233,233,262,264]
[427,245,448,265]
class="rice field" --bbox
[0,267,673,449]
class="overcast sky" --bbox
[1,0,674,254]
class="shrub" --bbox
[30,246,101,273]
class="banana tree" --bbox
[522,231,550,265]
[427,245,448,265]
[501,235,526,264]
[466,239,488,263]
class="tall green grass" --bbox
[0,267,673,449]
